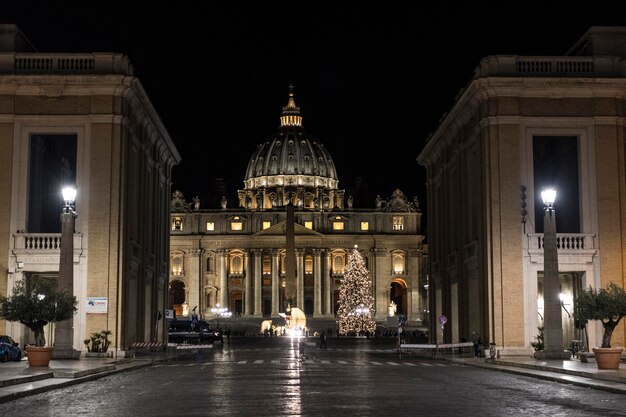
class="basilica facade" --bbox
[170,90,427,330]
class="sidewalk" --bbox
[0,356,157,404]
[457,355,626,394]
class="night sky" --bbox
[4,3,626,213]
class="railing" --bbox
[0,53,133,75]
[13,232,82,253]
[475,55,625,78]
[399,342,475,359]
[527,233,595,251]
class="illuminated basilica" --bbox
[169,90,428,331]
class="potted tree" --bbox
[574,282,626,369]
[0,276,77,366]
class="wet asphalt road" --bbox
[0,337,624,416]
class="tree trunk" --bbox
[602,323,615,348]
[34,326,46,347]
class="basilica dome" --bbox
[239,88,344,210]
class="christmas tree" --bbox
[337,246,376,335]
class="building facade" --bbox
[0,25,180,353]
[417,27,626,355]
[170,91,427,330]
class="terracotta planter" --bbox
[592,347,624,370]
[25,346,53,367]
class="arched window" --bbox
[333,254,345,274]
[171,256,183,276]
[392,252,405,274]
[230,252,243,275]
[263,256,271,275]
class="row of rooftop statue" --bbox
[171,189,420,213]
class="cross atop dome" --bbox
[280,85,302,128]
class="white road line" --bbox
[370,361,383,365]
[237,360,247,364]
[271,359,280,364]
[434,363,446,367]
[184,363,195,367]
[386,362,401,366]
[419,363,434,367]
[202,362,212,366]
[254,359,264,364]
[337,360,348,364]
[321,360,331,364]
[402,362,417,366]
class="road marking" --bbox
[237,360,247,364]
[402,362,417,366]
[419,363,434,367]
[184,363,195,367]
[434,363,446,367]
[386,362,401,366]
[202,362,212,366]
[254,360,264,364]
[337,360,348,364]
[271,359,280,364]
[370,361,383,365]
[321,360,331,364]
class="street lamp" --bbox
[536,188,569,359]
[53,186,80,358]
[211,303,232,330]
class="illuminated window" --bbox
[305,256,313,274]
[230,254,243,274]
[333,255,345,274]
[231,222,243,231]
[206,222,215,231]
[392,216,404,231]
[263,221,271,230]
[333,221,344,231]
[171,256,183,276]
[263,256,271,275]
[172,217,183,231]
[304,221,313,229]
[393,253,405,274]
[360,221,369,231]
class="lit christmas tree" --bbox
[337,246,376,335]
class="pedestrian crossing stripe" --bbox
[386,362,401,366]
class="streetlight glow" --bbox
[62,186,77,206]
[541,188,556,207]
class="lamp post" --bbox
[536,188,569,359]
[52,186,80,359]
[211,303,232,330]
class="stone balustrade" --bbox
[0,53,133,75]
[475,55,626,78]
[527,233,595,251]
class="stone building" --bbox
[170,90,427,331]
[417,27,626,354]
[0,25,180,353]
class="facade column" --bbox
[271,249,280,316]
[218,249,228,307]
[253,249,263,317]
[373,248,388,321]
[313,249,322,317]
[296,249,305,310]
[188,248,202,316]
[324,250,332,317]
[408,249,421,322]
[244,250,252,316]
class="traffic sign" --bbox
[439,315,448,326]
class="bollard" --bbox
[489,342,496,359]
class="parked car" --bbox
[168,319,223,344]
[0,335,22,362]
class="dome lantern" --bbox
[280,85,303,128]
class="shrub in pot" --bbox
[574,282,626,369]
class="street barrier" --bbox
[129,342,164,358]
[399,342,475,359]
